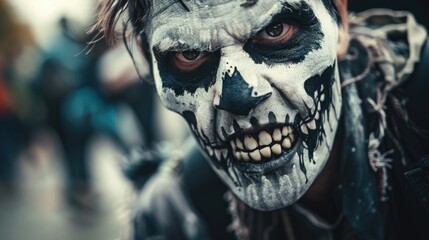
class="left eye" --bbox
[173,51,210,72]
[252,22,295,45]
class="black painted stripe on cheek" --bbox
[233,120,242,134]
[300,64,336,162]
[250,117,261,128]
[183,110,198,129]
[268,112,277,124]
[284,113,290,124]
[304,65,335,97]
[221,127,229,140]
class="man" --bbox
[94,0,429,239]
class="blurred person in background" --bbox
[0,0,39,192]
[34,14,162,210]
[98,44,155,148]
[97,42,158,149]
[96,39,192,190]
[33,16,125,209]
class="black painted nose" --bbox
[216,67,271,116]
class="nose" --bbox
[215,67,271,116]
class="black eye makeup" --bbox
[244,2,324,66]
[153,47,221,96]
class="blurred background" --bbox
[0,0,188,240]
[0,1,428,240]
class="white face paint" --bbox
[147,0,342,210]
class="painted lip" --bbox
[230,136,302,174]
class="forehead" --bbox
[148,0,313,51]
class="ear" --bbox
[335,0,349,58]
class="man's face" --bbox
[147,0,342,210]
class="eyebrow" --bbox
[244,1,318,39]
[152,1,317,53]
[269,2,317,27]
[153,38,220,52]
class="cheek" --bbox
[257,31,339,114]
[156,86,198,113]
[152,57,198,113]
[150,48,220,115]
[153,62,218,135]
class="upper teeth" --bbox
[231,125,296,162]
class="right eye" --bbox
[172,51,211,72]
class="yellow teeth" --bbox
[231,125,296,162]
[258,131,272,146]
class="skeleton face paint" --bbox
[147,0,342,210]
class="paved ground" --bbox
[0,131,134,240]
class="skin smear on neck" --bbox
[301,118,343,222]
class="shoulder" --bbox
[345,9,429,130]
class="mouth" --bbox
[230,124,298,163]
[223,123,301,174]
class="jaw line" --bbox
[230,137,303,174]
